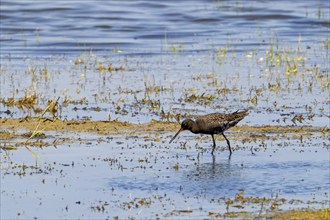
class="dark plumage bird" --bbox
[169,110,248,155]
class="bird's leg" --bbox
[222,133,232,155]
[211,134,216,155]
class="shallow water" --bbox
[1,0,330,219]
[1,132,329,219]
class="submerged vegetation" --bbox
[1,33,328,129]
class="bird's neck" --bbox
[190,121,200,134]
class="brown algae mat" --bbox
[1,117,327,138]
[1,117,328,149]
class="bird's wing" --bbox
[196,111,248,133]
[195,113,229,133]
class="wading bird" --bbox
[169,110,248,155]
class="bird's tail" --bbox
[234,109,249,118]
[228,110,249,127]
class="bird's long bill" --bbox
[169,128,183,143]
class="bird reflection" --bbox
[182,156,244,196]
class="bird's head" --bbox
[181,119,194,131]
[169,119,194,143]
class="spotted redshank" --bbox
[169,110,248,155]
